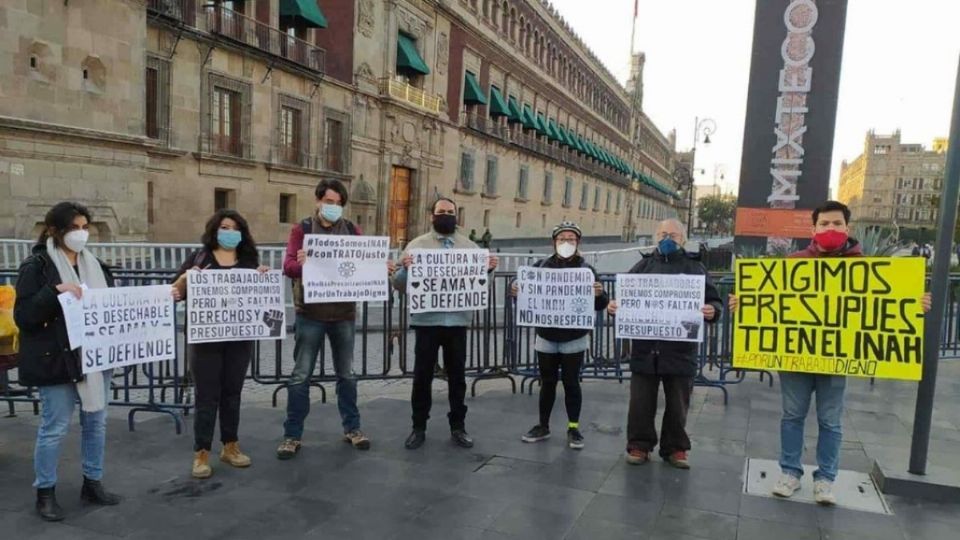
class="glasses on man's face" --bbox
[434,210,456,216]
[659,233,682,241]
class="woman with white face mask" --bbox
[14,202,120,521]
[509,222,608,450]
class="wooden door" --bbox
[388,166,412,248]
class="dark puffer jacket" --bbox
[529,254,609,343]
[625,249,722,377]
[13,244,114,387]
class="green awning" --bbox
[507,96,522,123]
[558,125,572,147]
[488,86,509,117]
[463,71,486,105]
[280,0,328,28]
[546,119,562,142]
[521,104,537,130]
[534,113,548,136]
[397,33,430,75]
[574,134,586,154]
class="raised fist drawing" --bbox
[262,309,284,337]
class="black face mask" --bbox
[432,214,457,235]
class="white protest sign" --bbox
[80,285,176,374]
[615,273,706,342]
[407,249,489,314]
[516,266,595,330]
[302,234,390,303]
[57,287,86,350]
[186,269,286,344]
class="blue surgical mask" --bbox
[658,238,679,256]
[217,229,242,249]
[320,203,343,223]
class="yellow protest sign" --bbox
[732,257,925,380]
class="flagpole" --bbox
[629,0,638,54]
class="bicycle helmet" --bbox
[551,221,582,239]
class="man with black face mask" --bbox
[391,198,498,450]
[607,218,722,470]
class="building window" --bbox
[484,155,498,196]
[605,189,612,213]
[279,106,302,165]
[324,109,351,173]
[580,183,589,210]
[204,73,251,158]
[147,181,155,225]
[594,186,601,211]
[873,145,889,155]
[517,165,529,200]
[516,212,522,228]
[541,214,546,228]
[214,188,235,211]
[616,191,622,214]
[562,177,573,208]
[483,209,491,227]
[458,206,466,227]
[145,56,170,144]
[543,172,553,203]
[459,152,476,192]
[279,194,296,223]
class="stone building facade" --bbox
[837,131,947,236]
[0,0,681,248]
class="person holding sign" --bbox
[729,201,932,505]
[607,219,722,469]
[277,179,393,458]
[14,202,121,521]
[392,198,498,450]
[171,210,270,479]
[510,222,608,450]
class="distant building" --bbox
[837,131,946,237]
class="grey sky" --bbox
[550,0,960,197]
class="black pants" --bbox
[190,341,253,451]
[537,351,583,427]
[626,374,693,457]
[411,326,467,431]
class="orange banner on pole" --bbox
[734,208,812,238]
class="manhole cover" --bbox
[743,458,891,515]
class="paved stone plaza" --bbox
[2,362,960,540]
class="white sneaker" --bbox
[771,473,801,498]
[814,480,837,506]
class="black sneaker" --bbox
[521,425,551,443]
[567,428,585,450]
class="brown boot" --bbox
[220,442,251,468]
[192,450,212,479]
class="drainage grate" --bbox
[743,458,891,515]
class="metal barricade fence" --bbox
[4,264,960,432]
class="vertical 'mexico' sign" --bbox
[735,0,849,251]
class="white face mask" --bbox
[63,230,90,253]
[556,242,577,259]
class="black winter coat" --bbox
[528,255,609,343]
[13,244,114,387]
[625,249,722,377]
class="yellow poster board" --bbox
[732,257,925,380]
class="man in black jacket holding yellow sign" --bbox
[607,219,722,469]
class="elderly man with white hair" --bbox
[607,219,722,469]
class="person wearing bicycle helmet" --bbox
[510,221,608,449]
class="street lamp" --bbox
[679,117,717,233]
[673,165,694,231]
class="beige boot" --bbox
[192,450,212,479]
[220,442,251,468]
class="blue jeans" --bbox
[283,316,359,438]
[34,372,111,488]
[779,372,846,482]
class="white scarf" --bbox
[46,238,110,412]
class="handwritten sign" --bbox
[302,235,390,303]
[732,258,926,380]
[407,249,488,314]
[186,269,285,344]
[516,266,595,329]
[80,285,176,374]
[615,274,706,342]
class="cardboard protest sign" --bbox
[186,269,285,344]
[407,249,488,314]
[516,266,595,329]
[732,257,926,380]
[80,285,176,374]
[614,274,706,342]
[302,235,390,303]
